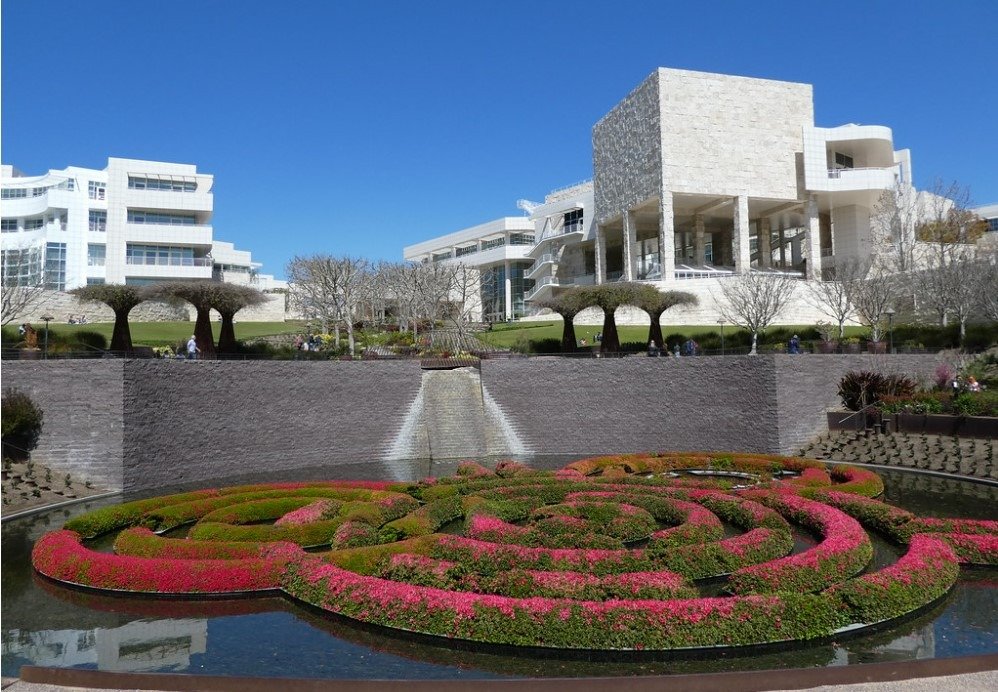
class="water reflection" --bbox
[2,463,996,679]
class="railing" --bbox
[827,165,899,179]
[125,257,213,267]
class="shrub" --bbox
[952,391,998,417]
[73,330,108,352]
[838,371,915,411]
[1,387,44,456]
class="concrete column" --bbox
[623,211,637,281]
[595,224,607,285]
[779,223,787,268]
[733,195,751,274]
[658,192,676,283]
[693,214,706,265]
[805,194,823,280]
[758,217,772,269]
[503,259,513,319]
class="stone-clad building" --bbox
[405,67,916,322]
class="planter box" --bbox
[817,341,839,354]
[893,413,998,439]
[867,342,887,354]
[842,343,862,354]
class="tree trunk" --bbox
[648,310,665,348]
[561,313,577,353]
[959,317,966,344]
[600,310,620,354]
[750,330,758,355]
[347,321,355,357]
[194,306,216,359]
[217,310,237,354]
[838,321,846,339]
[110,308,134,353]
[334,324,341,347]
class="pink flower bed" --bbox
[275,499,339,526]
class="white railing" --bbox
[125,257,213,267]
[827,164,899,179]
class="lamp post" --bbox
[40,314,53,360]
[717,318,726,355]
[885,308,896,354]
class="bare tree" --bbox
[715,272,799,354]
[978,251,998,322]
[805,263,857,339]
[871,182,919,273]
[70,285,146,352]
[445,264,485,342]
[286,255,369,355]
[1,245,46,326]
[916,180,983,268]
[839,262,897,343]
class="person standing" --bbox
[186,335,200,360]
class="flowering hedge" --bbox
[33,456,997,651]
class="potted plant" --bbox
[867,340,887,354]
[815,322,839,354]
[842,337,861,354]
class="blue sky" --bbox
[3,1,996,279]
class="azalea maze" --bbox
[32,453,998,651]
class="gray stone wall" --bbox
[2,361,124,490]
[593,71,662,224]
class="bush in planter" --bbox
[1,388,44,458]
[952,391,998,417]
[838,371,917,411]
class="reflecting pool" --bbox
[3,460,996,680]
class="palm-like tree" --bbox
[537,288,590,352]
[70,285,146,352]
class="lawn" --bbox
[34,321,304,347]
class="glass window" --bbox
[834,152,854,169]
[87,244,106,266]
[89,210,107,232]
[509,233,535,246]
[1,219,18,233]
[125,244,197,266]
[1,188,27,199]
[1,246,42,286]
[481,237,506,251]
[127,210,196,225]
[86,277,106,285]
[88,181,106,200]
[128,176,197,192]
[563,209,584,233]
[24,218,45,231]
[44,242,67,291]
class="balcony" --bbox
[124,256,213,280]
[523,273,596,302]
[525,253,556,279]
[125,223,213,247]
[824,166,899,193]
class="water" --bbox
[2,462,996,679]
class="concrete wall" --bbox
[3,355,941,493]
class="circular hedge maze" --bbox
[32,454,998,651]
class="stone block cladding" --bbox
[3,361,125,490]
[119,360,422,493]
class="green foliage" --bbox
[952,391,998,417]
[1,388,44,454]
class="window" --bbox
[1,219,18,233]
[563,209,584,233]
[86,277,106,285]
[834,152,854,169]
[1,188,27,199]
[128,176,197,192]
[455,245,479,257]
[24,218,45,231]
[125,244,199,266]
[509,233,535,246]
[1,247,42,286]
[127,210,196,225]
[481,237,506,251]
[88,181,106,200]
[44,242,67,290]
[431,250,453,262]
[88,244,106,266]
[89,210,107,232]
[987,218,998,233]
[32,187,48,197]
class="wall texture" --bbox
[4,354,941,493]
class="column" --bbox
[658,192,676,283]
[779,223,787,268]
[804,194,823,280]
[623,211,637,281]
[503,259,513,319]
[595,224,607,284]
[693,213,706,266]
[733,195,751,274]
[758,217,772,269]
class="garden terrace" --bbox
[31,454,998,651]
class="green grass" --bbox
[25,321,304,347]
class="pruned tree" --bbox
[537,287,591,353]
[212,285,267,353]
[715,272,799,354]
[146,281,220,359]
[577,282,650,354]
[839,262,897,343]
[1,245,46,326]
[70,285,146,352]
[871,182,919,273]
[634,286,698,349]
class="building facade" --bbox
[404,68,927,319]
[1,158,284,294]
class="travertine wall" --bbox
[593,72,662,224]
[657,69,813,199]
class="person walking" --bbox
[186,335,200,360]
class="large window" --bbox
[89,210,107,232]
[480,262,534,320]
[44,242,67,290]
[127,210,196,225]
[1,246,42,286]
[563,209,584,234]
[126,244,201,266]
[834,152,855,169]
[1,188,27,199]
[128,176,197,192]
[1,219,18,233]
[636,238,660,279]
[24,218,45,231]
[88,181,106,200]
[87,244,106,266]
[481,237,506,251]
[509,233,535,246]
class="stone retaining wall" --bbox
[3,354,941,494]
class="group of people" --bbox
[293,334,324,352]
[67,314,88,325]
[952,376,984,393]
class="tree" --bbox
[978,252,998,323]
[871,182,919,273]
[212,285,267,353]
[839,262,897,343]
[916,180,984,268]
[286,254,369,355]
[805,264,857,339]
[1,245,46,326]
[537,287,591,353]
[577,282,650,354]
[715,272,799,354]
[70,284,146,352]
[634,286,698,348]
[146,282,220,359]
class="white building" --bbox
[1,157,285,293]
[404,68,930,322]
